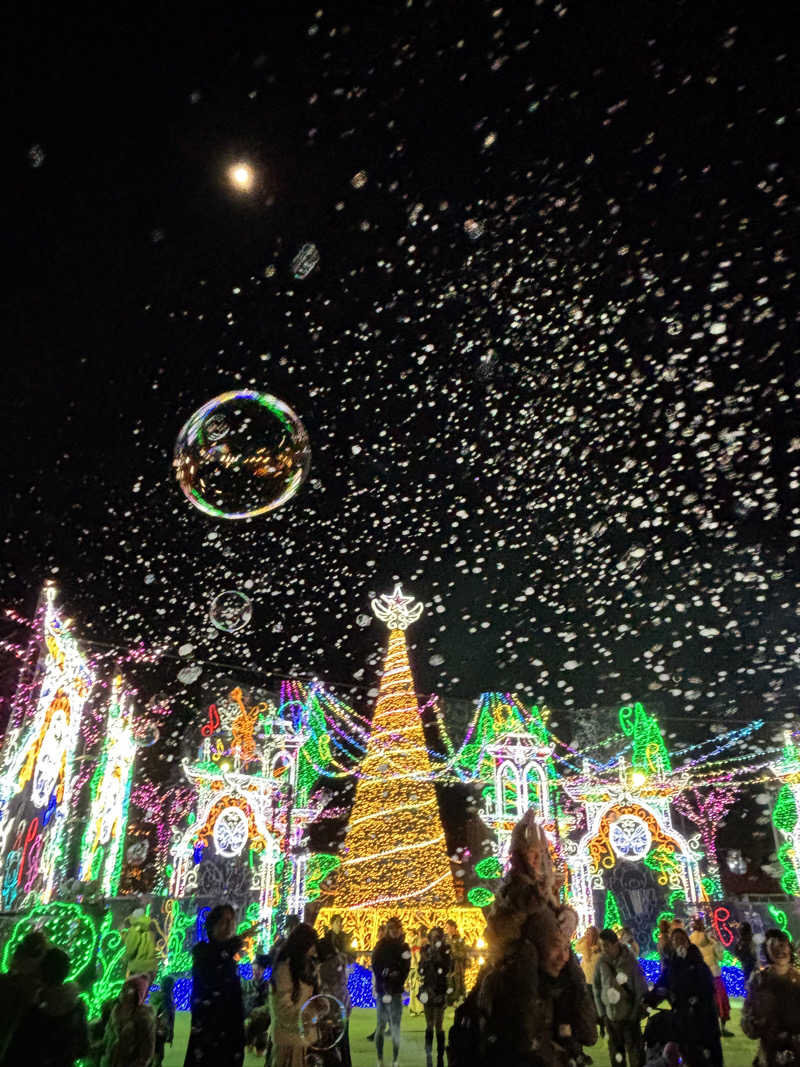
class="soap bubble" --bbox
[300,994,346,1051]
[132,720,160,747]
[209,590,253,633]
[291,243,320,279]
[174,390,310,519]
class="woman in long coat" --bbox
[649,927,722,1067]
[269,923,320,1067]
[184,904,246,1067]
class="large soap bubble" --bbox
[300,994,346,1052]
[174,390,310,519]
[209,590,253,633]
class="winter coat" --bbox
[689,931,723,978]
[447,934,468,1003]
[184,936,245,1067]
[419,941,453,1007]
[318,950,351,1015]
[467,946,596,1067]
[241,974,269,1018]
[268,959,314,1067]
[742,965,800,1067]
[371,937,411,997]
[734,936,758,981]
[593,944,647,1023]
[100,1002,155,1067]
[3,980,89,1067]
[651,944,722,1067]
[0,967,42,1065]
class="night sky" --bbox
[2,2,798,871]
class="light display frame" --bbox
[0,585,93,907]
[771,732,800,897]
[563,724,704,933]
[169,684,318,941]
[78,676,137,895]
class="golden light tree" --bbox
[318,586,484,951]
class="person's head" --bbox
[206,904,236,941]
[377,923,387,941]
[11,930,49,974]
[386,917,403,940]
[161,974,175,1001]
[253,953,269,982]
[274,923,319,1002]
[542,938,570,978]
[671,928,691,958]
[598,929,620,958]
[664,1042,681,1067]
[329,915,343,935]
[658,917,672,938]
[764,929,794,969]
[620,927,635,943]
[739,921,753,941]
[445,920,458,937]
[584,924,599,946]
[417,925,428,942]
[692,916,705,933]
[119,975,149,1014]
[286,914,301,935]
[40,947,70,988]
[428,926,444,946]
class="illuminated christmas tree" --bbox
[318,586,484,950]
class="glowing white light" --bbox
[229,163,254,190]
[213,805,249,857]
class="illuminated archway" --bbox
[566,797,703,933]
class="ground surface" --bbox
[164,1002,755,1066]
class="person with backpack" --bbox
[419,927,453,1067]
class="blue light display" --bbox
[160,959,747,1015]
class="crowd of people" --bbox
[0,894,799,1067]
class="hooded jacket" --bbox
[593,944,648,1023]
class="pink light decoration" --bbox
[673,786,738,869]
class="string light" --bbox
[0,585,93,906]
[771,733,800,896]
[317,586,484,951]
[78,677,136,895]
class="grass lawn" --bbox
[163,1001,756,1066]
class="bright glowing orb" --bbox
[228,162,254,190]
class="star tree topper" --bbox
[371,584,424,631]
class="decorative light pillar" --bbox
[78,676,137,895]
[771,731,800,896]
[0,584,93,906]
